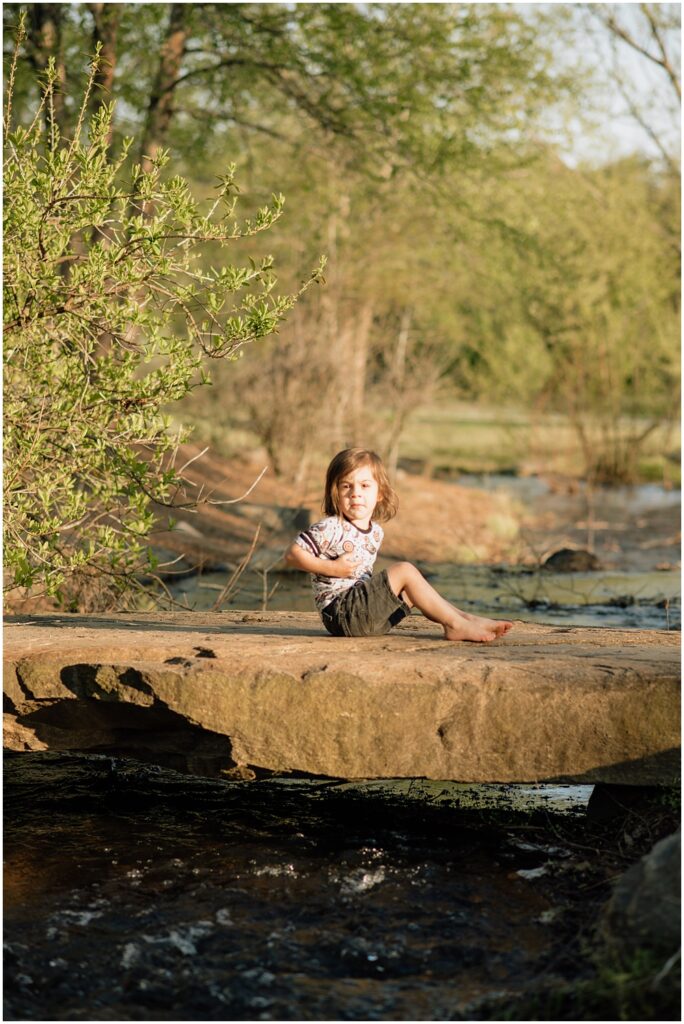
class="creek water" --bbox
[5,754,592,1022]
[5,480,679,1020]
[175,562,679,630]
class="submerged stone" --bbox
[542,548,602,572]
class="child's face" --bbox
[337,463,380,525]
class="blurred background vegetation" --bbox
[4,2,680,489]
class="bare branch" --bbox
[596,5,681,101]
[168,57,286,92]
[201,465,268,506]
[641,3,681,99]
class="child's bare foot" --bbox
[442,613,514,642]
[484,617,514,637]
[462,612,514,637]
[443,620,499,643]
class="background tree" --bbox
[3,4,573,169]
[441,151,680,480]
[4,3,680,488]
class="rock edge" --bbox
[4,612,680,784]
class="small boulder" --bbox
[600,831,681,960]
[238,503,310,533]
[542,548,602,572]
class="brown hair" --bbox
[323,448,398,523]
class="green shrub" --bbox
[3,25,322,606]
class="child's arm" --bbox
[284,541,359,578]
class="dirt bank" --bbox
[6,443,679,614]
[147,444,525,569]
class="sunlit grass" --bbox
[399,402,680,484]
[175,400,680,486]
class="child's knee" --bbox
[389,562,422,591]
[395,560,417,574]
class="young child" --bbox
[284,447,514,642]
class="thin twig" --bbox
[211,525,261,611]
[176,445,210,477]
[203,465,268,505]
[4,13,26,141]
[652,948,681,988]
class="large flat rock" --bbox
[3,612,680,785]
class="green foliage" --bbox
[7,4,678,487]
[181,116,680,482]
[2,3,576,174]
[445,153,680,480]
[483,953,680,1022]
[3,31,321,604]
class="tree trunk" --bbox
[349,300,375,445]
[139,4,187,173]
[333,318,355,447]
[386,308,412,479]
[88,3,121,145]
[322,209,347,446]
[28,5,66,136]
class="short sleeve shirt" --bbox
[295,516,384,612]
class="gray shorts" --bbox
[321,569,411,637]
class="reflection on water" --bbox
[5,753,590,1022]
[429,565,680,630]
[332,778,594,814]
[170,563,679,631]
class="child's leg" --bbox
[386,562,513,642]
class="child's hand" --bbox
[333,554,361,578]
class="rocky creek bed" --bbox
[4,752,680,1022]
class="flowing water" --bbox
[172,562,679,630]
[5,754,592,1022]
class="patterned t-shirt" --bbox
[295,515,384,612]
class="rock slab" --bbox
[3,612,680,784]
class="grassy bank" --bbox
[177,401,680,488]
[395,403,681,486]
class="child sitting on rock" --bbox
[284,447,514,641]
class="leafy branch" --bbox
[3,33,323,606]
